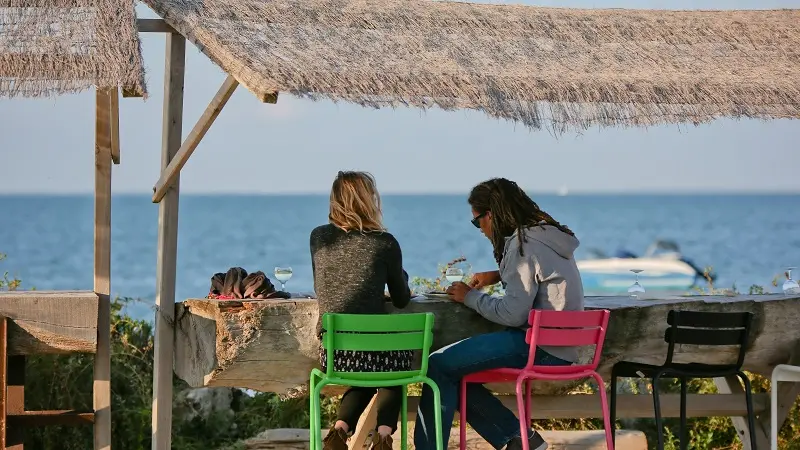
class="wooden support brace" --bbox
[714,375,769,450]
[151,31,186,450]
[93,87,113,450]
[151,75,239,203]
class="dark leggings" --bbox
[337,386,403,432]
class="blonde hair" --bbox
[329,171,385,233]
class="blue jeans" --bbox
[413,329,571,450]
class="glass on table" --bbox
[628,269,645,298]
[445,267,465,284]
[783,267,800,296]
[274,266,293,291]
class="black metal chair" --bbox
[609,310,756,450]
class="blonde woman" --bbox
[311,171,412,450]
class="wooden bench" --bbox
[241,428,648,450]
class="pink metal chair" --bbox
[459,309,614,450]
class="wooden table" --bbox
[172,293,800,450]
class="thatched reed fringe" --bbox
[142,0,800,133]
[0,0,146,98]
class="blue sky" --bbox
[1,0,798,194]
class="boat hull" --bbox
[578,257,697,294]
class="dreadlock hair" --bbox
[468,178,575,265]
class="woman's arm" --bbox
[463,251,538,327]
[386,237,411,309]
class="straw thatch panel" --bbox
[0,0,146,98]
[143,0,800,132]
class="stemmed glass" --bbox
[628,269,645,298]
[445,267,465,284]
[783,267,800,296]
[274,266,293,292]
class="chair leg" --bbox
[771,368,780,450]
[609,369,618,448]
[652,374,665,450]
[401,384,408,450]
[424,377,445,450]
[459,379,468,450]
[679,377,688,450]
[516,376,530,450]
[738,372,759,450]
[524,379,532,426]
[312,379,328,450]
[592,372,614,450]
[309,375,318,450]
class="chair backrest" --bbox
[320,312,435,377]
[663,310,753,368]
[525,309,610,371]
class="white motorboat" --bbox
[578,240,713,294]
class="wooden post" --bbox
[93,88,113,450]
[151,31,186,450]
[6,356,24,450]
[0,318,6,449]
[109,88,120,165]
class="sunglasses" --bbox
[471,212,487,228]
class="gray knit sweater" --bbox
[310,224,411,336]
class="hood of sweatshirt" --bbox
[507,223,580,259]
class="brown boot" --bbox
[370,432,393,450]
[322,426,348,450]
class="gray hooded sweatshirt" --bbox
[463,224,585,363]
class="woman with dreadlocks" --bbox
[413,178,584,450]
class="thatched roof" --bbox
[0,0,146,98]
[143,0,800,132]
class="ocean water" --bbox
[0,194,798,320]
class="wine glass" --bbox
[445,267,464,284]
[628,269,645,298]
[783,267,800,296]
[274,266,293,292]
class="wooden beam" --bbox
[151,32,186,450]
[0,291,99,354]
[259,91,279,104]
[402,393,768,420]
[151,75,239,203]
[93,87,113,450]
[7,411,95,427]
[109,87,120,164]
[137,18,177,34]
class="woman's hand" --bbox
[446,282,472,303]
[468,270,501,290]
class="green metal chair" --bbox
[309,312,443,450]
